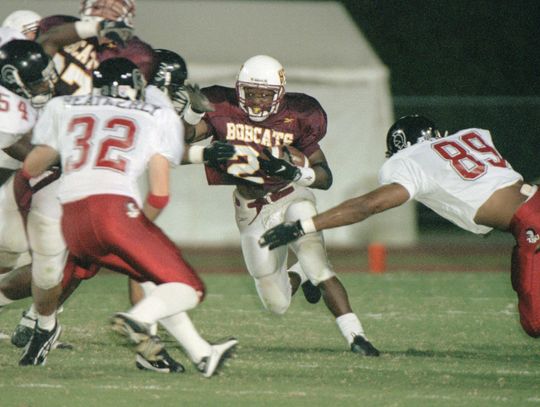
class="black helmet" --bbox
[92,57,145,101]
[151,49,189,115]
[386,115,440,157]
[0,39,57,108]
[151,49,187,93]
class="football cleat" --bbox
[350,335,380,357]
[301,280,321,304]
[196,338,238,378]
[136,348,185,373]
[11,310,37,348]
[19,323,62,366]
[111,312,163,361]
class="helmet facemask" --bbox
[0,57,57,108]
[235,55,286,122]
[80,0,135,27]
[236,82,283,122]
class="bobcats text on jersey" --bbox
[225,122,293,146]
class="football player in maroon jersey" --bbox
[36,0,155,96]
[188,55,380,357]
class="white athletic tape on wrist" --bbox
[74,20,99,39]
[300,218,317,234]
[188,145,205,164]
[295,166,315,186]
[183,104,205,126]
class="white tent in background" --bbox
[0,0,417,247]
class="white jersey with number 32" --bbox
[32,94,183,206]
[379,128,523,234]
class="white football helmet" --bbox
[236,55,286,122]
[1,10,41,39]
[80,0,136,27]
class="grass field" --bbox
[1,241,539,407]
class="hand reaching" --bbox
[203,141,235,162]
[258,220,306,250]
[185,84,214,113]
[98,20,133,47]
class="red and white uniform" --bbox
[0,85,63,276]
[33,94,203,290]
[201,86,334,314]
[380,128,522,234]
[38,15,156,96]
[379,128,540,337]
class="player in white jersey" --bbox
[0,26,29,176]
[19,57,238,373]
[0,41,62,327]
[126,49,237,375]
[260,114,540,339]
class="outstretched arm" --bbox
[259,183,410,249]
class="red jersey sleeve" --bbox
[285,93,327,158]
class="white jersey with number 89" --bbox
[32,94,183,206]
[379,128,523,234]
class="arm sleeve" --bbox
[31,99,60,150]
[294,98,327,158]
[0,131,22,149]
[378,157,424,202]
[153,108,184,166]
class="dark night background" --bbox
[331,0,540,228]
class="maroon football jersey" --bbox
[202,85,327,192]
[38,15,156,96]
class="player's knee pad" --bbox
[254,272,292,315]
[31,250,68,290]
[293,233,335,285]
[26,210,66,256]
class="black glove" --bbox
[257,148,300,181]
[185,84,214,113]
[259,220,305,250]
[98,20,133,47]
[203,141,235,162]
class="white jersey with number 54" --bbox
[379,128,523,234]
[32,94,184,206]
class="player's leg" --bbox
[234,191,291,315]
[138,281,237,377]
[286,199,379,356]
[19,180,68,366]
[509,198,540,337]
[0,175,32,306]
[63,196,211,363]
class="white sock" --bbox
[160,312,211,363]
[128,282,199,325]
[139,281,158,335]
[336,313,365,345]
[0,289,13,306]
[26,304,38,319]
[37,312,56,331]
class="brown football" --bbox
[270,145,310,167]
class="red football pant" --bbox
[61,194,205,295]
[510,191,540,337]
